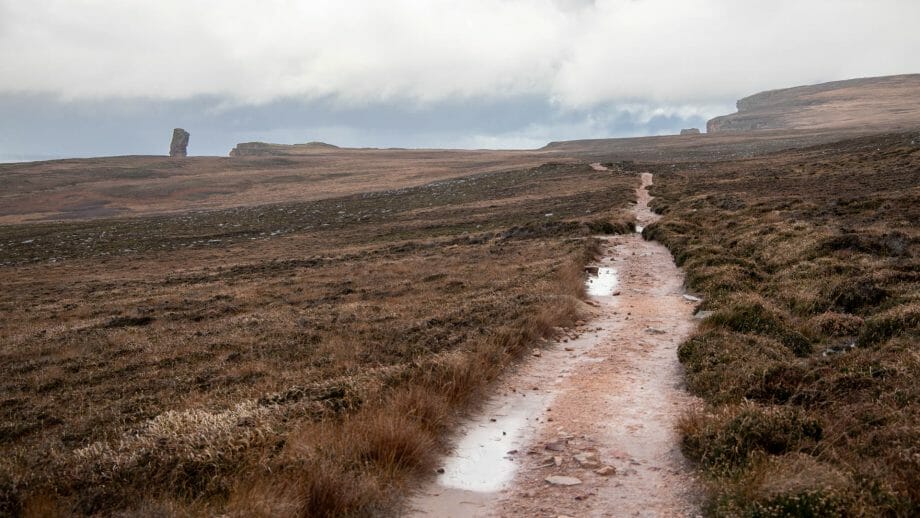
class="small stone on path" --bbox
[545,439,566,451]
[574,452,600,468]
[545,475,582,486]
[594,465,616,476]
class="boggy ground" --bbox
[0,162,638,516]
[645,131,920,516]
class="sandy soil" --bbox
[408,172,702,517]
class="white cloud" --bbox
[0,0,918,108]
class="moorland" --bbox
[0,160,636,515]
[1,74,918,516]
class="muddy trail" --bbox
[408,172,702,517]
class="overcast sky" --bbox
[1,0,919,160]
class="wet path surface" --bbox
[408,172,701,517]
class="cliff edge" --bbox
[707,74,920,133]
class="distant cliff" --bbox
[230,141,340,156]
[707,74,920,133]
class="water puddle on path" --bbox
[585,267,618,297]
[435,393,547,492]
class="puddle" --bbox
[436,395,546,492]
[586,267,618,296]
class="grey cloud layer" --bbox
[2,0,919,106]
[1,1,918,158]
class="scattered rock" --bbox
[564,347,574,351]
[436,467,445,474]
[612,290,621,296]
[594,465,616,476]
[693,310,714,320]
[585,266,599,275]
[554,455,563,466]
[573,452,600,468]
[169,128,190,157]
[645,327,667,334]
[545,439,567,451]
[682,294,703,302]
[532,349,542,357]
[545,475,582,486]
[822,340,857,357]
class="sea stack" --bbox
[170,128,190,157]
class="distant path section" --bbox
[407,172,702,517]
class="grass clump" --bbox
[680,403,822,472]
[857,303,920,347]
[706,293,811,356]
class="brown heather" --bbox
[0,162,636,516]
[646,132,920,516]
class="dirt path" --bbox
[408,172,701,517]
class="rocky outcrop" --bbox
[229,141,340,157]
[169,128,190,157]
[707,74,920,133]
[680,128,701,135]
[228,142,272,157]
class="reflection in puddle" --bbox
[437,400,538,492]
[586,267,618,296]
